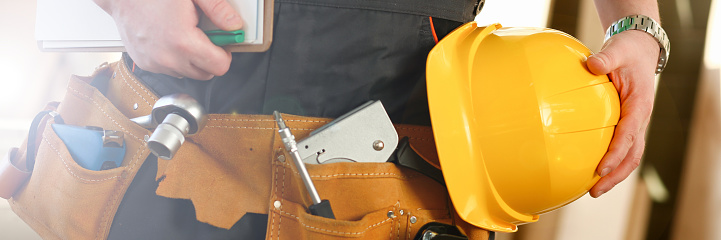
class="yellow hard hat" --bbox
[426,22,620,232]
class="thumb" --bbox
[587,38,625,76]
[195,0,243,31]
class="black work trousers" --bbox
[108,0,470,239]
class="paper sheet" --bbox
[36,0,263,49]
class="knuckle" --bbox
[624,133,636,146]
[170,39,192,53]
[205,0,228,15]
[598,52,615,68]
[203,53,231,76]
[630,158,641,170]
[213,59,232,76]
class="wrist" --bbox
[607,30,659,58]
[604,14,670,74]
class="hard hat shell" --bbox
[426,22,620,232]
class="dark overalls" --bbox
[108,0,483,239]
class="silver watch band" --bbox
[605,15,670,75]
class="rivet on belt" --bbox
[274,200,282,210]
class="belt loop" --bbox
[474,0,485,16]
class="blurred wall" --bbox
[672,0,721,239]
[0,1,119,239]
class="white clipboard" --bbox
[35,0,273,52]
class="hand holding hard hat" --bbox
[586,29,659,198]
[426,21,656,232]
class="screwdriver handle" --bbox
[274,111,335,219]
[309,200,336,219]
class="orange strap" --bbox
[429,16,439,44]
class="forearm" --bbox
[593,0,660,29]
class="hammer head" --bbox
[142,94,207,160]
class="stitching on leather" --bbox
[279,210,393,235]
[118,59,157,104]
[206,126,275,130]
[285,119,330,123]
[206,126,317,131]
[98,146,146,239]
[125,142,147,176]
[309,172,416,180]
[279,162,286,239]
[287,167,421,180]
[395,202,401,240]
[208,118,275,122]
[42,135,119,183]
[117,61,154,108]
[208,118,330,124]
[389,214,394,240]
[271,164,277,240]
[397,212,401,240]
[67,86,144,143]
[123,61,158,102]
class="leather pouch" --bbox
[268,161,453,240]
[5,63,151,240]
[2,60,491,240]
[264,120,491,240]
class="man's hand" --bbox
[94,0,243,80]
[586,30,659,198]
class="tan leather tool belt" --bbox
[1,60,489,240]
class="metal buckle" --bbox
[474,0,485,15]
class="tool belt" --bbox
[0,60,490,239]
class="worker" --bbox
[75,0,668,238]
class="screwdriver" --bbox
[273,111,336,219]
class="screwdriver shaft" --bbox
[274,111,322,205]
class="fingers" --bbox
[596,100,647,174]
[587,37,625,76]
[590,121,648,198]
[591,91,652,197]
[585,30,659,198]
[129,28,232,80]
[136,56,214,80]
[187,29,233,77]
[588,31,660,77]
[194,0,243,30]
[110,0,236,80]
[587,52,613,75]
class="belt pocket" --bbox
[271,198,398,239]
[8,65,151,240]
[268,161,454,240]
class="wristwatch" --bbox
[604,15,670,75]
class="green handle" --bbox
[205,30,245,46]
